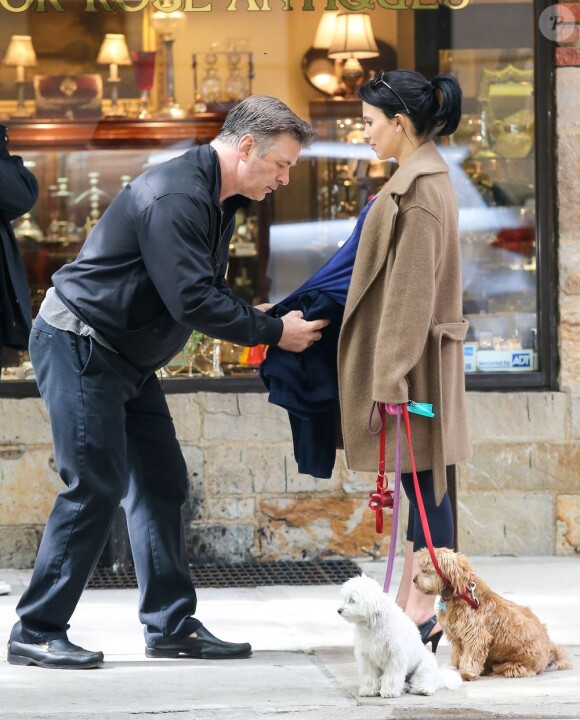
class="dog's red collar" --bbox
[457,579,479,608]
[441,576,479,609]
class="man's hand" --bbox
[277,310,330,352]
[254,302,274,313]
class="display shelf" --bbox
[5,115,227,150]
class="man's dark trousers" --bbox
[11,316,199,646]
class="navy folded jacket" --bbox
[260,200,375,478]
[260,291,343,477]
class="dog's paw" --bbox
[460,670,479,682]
[490,663,537,679]
[359,685,380,697]
[441,666,463,690]
[408,686,434,696]
[379,679,404,698]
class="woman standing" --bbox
[338,70,471,650]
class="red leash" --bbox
[400,404,479,609]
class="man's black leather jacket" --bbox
[54,143,283,376]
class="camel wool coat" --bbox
[337,141,471,505]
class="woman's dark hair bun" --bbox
[430,73,462,137]
[359,69,462,139]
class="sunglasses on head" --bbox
[370,71,411,116]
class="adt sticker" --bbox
[511,352,532,368]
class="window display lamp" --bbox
[328,13,379,97]
[97,33,132,117]
[3,35,37,118]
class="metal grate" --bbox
[87,559,362,589]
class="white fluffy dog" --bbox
[338,574,462,698]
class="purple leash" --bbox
[383,404,402,593]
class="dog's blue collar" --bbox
[435,597,447,612]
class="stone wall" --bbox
[0,393,383,567]
[458,392,578,556]
[554,4,580,558]
[0,387,578,568]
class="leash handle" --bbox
[367,402,400,592]
[368,402,394,534]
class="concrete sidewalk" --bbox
[0,556,578,720]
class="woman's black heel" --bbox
[417,615,443,654]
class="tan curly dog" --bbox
[414,548,572,682]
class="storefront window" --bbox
[0,0,553,392]
[271,0,545,388]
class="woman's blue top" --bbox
[284,198,375,306]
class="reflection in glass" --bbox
[200,50,221,105]
[131,51,156,119]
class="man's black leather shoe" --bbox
[7,638,104,669]
[145,624,252,660]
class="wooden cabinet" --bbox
[3,115,265,394]
[2,114,272,395]
[8,116,226,310]
[6,116,226,150]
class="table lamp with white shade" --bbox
[97,33,132,117]
[328,13,379,97]
[3,35,37,118]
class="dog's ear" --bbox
[416,548,430,571]
[363,596,383,627]
[436,548,469,594]
[354,575,384,625]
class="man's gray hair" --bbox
[216,95,315,156]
